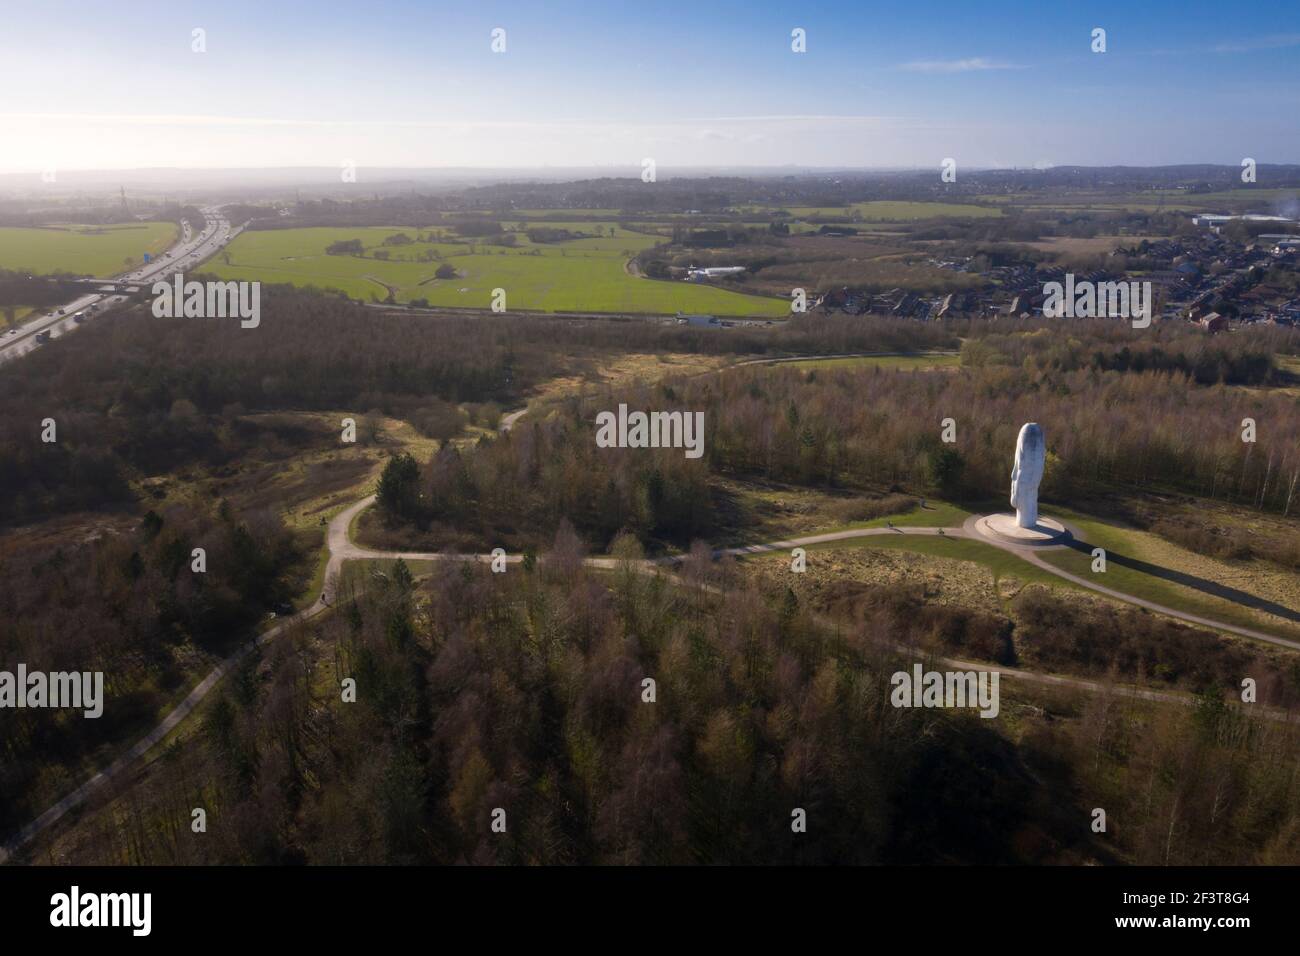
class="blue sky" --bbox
[1,0,1297,172]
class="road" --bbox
[0,205,243,364]
[4,409,1297,862]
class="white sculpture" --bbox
[1009,423,1045,529]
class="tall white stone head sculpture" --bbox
[1009,423,1045,529]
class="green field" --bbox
[1015,188,1296,214]
[0,222,177,276]
[211,225,788,316]
[470,203,1007,222]
[735,201,1004,220]
[1152,187,1299,205]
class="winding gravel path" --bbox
[5,408,1295,862]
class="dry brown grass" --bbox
[0,509,138,564]
[739,544,1011,615]
[528,351,731,406]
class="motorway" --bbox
[0,205,242,364]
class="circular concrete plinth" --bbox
[974,513,1071,548]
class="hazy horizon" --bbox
[2,0,1298,176]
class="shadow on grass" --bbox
[1061,536,1300,624]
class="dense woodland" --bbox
[0,502,306,833]
[4,291,1300,864]
[0,293,953,524]
[371,328,1300,555]
[44,554,1300,865]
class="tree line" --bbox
[372,341,1300,557]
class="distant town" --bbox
[807,212,1300,330]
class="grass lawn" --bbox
[0,222,177,276]
[852,498,973,529]
[1040,507,1300,642]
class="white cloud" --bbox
[898,57,1024,74]
[1213,33,1300,54]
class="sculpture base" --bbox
[973,513,1071,548]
